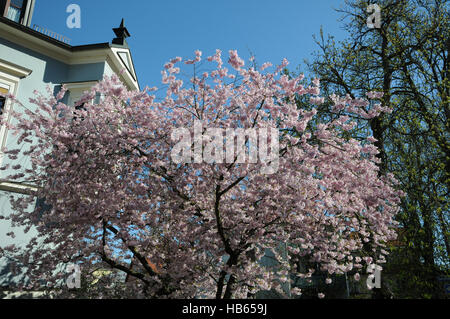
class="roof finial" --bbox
[112,18,130,47]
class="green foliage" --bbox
[300,0,450,298]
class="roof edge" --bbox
[0,16,110,52]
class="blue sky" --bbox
[32,0,349,89]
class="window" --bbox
[0,59,31,194]
[0,85,8,115]
[64,81,98,107]
[0,97,5,115]
[0,82,12,170]
[4,0,27,23]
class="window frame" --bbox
[9,0,24,10]
[0,77,16,155]
[0,58,31,194]
[2,0,28,24]
[64,81,99,107]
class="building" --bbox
[0,0,140,290]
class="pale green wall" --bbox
[0,36,112,287]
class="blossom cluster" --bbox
[0,50,402,298]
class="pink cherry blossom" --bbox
[0,50,402,299]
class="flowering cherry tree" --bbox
[0,49,402,298]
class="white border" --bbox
[0,59,32,194]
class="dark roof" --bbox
[0,16,110,52]
[0,16,140,90]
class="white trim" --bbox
[0,21,107,65]
[64,80,98,90]
[0,74,19,168]
[0,181,38,194]
[23,0,36,27]
[0,49,37,198]
[0,82,10,90]
[0,22,74,63]
[0,58,32,79]
[107,50,139,91]
[0,22,139,91]
[64,81,98,106]
[118,51,131,70]
[111,47,138,88]
[0,58,31,169]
